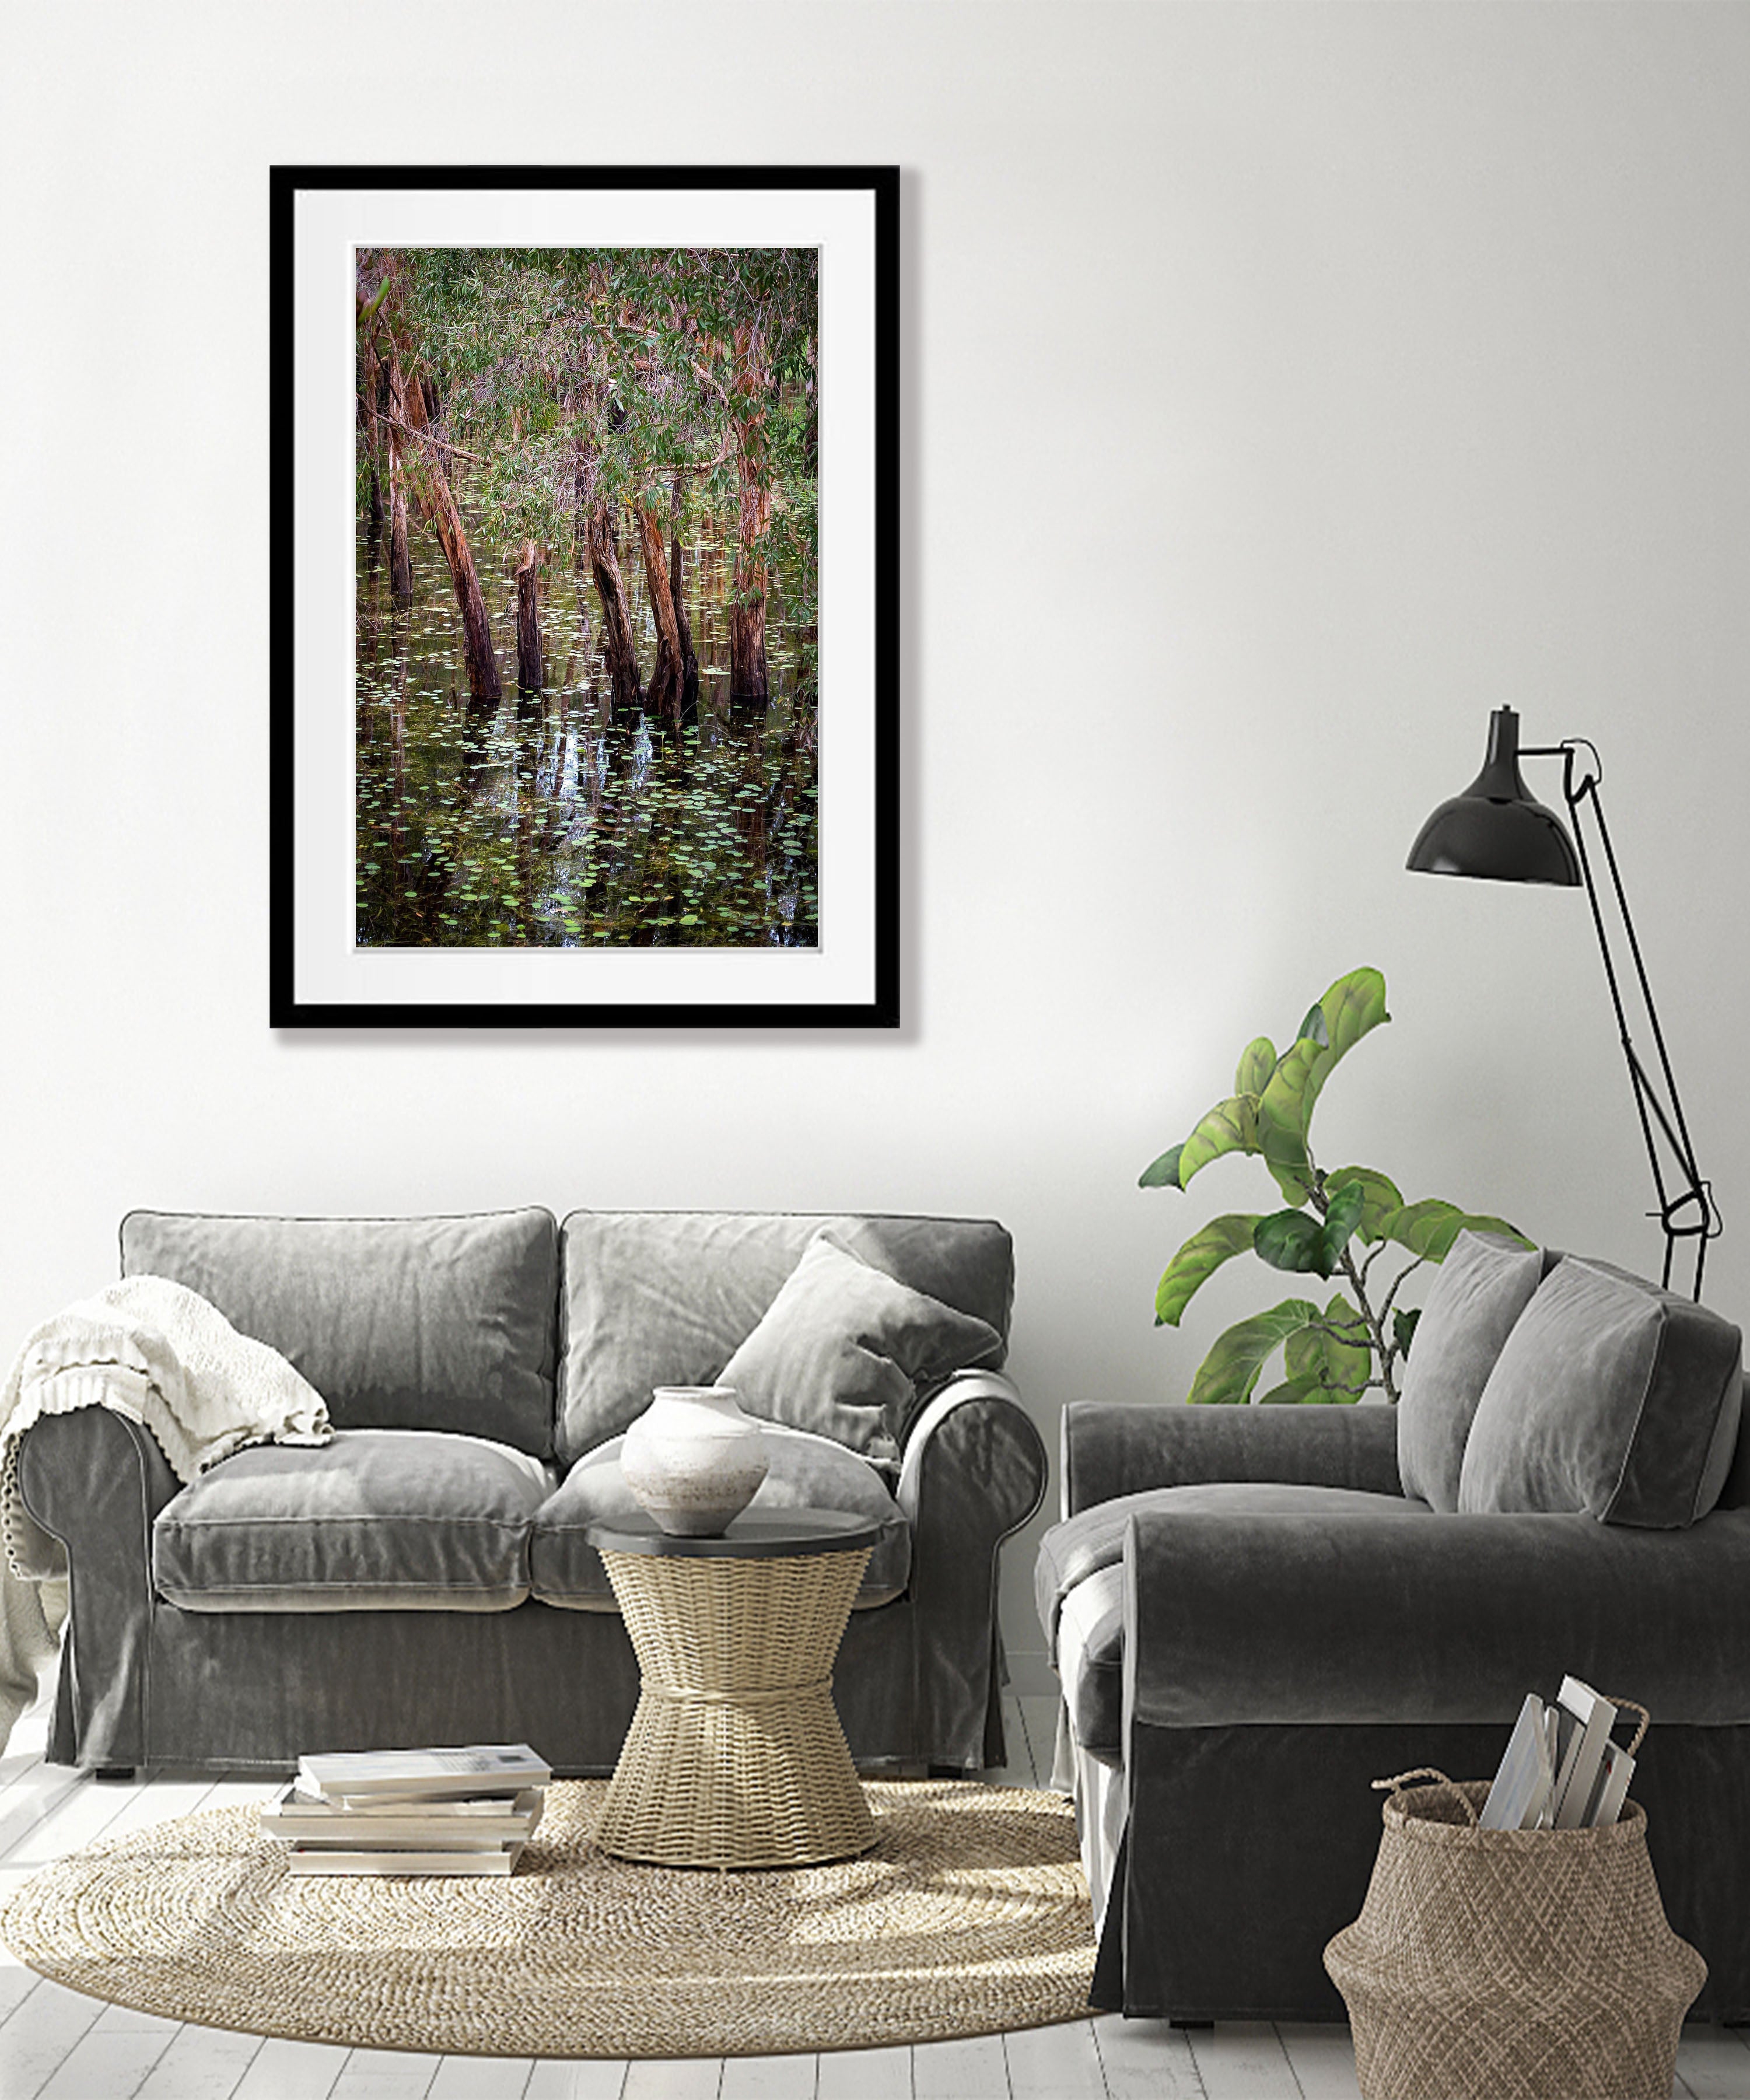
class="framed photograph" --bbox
[269,164,898,1028]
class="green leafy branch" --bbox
[1140,967,1529,1404]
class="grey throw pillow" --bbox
[1396,1230,1545,1511]
[1458,1256,1744,1526]
[716,1233,1002,1461]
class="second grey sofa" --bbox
[22,1206,1046,1776]
[1037,1233,1750,2024]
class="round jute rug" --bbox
[0,1779,1095,2059]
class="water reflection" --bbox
[355,513,817,951]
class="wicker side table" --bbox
[587,1510,880,1870]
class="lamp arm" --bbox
[1545,741,1720,1299]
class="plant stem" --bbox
[1311,1166,1399,1402]
[1337,1245,1398,1402]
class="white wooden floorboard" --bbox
[0,1765,153,1875]
[1003,2016,1105,2098]
[0,1765,92,1871]
[229,2036,353,2100]
[93,1769,236,1843]
[813,2043,912,2100]
[328,2049,442,2099]
[1675,2027,1750,2098]
[620,2061,722,2100]
[1090,2014,1203,2100]
[718,2054,816,2099]
[32,1997,180,2100]
[0,1976,120,2100]
[0,1962,41,2029]
[425,2058,537,2099]
[131,2023,268,2100]
[1186,2021,1299,2100]
[910,2033,1007,2100]
[1275,2022,1361,2099]
[523,2063,629,2100]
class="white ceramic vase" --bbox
[621,1386,771,1537]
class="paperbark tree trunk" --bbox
[397,354,499,704]
[729,323,772,707]
[587,501,642,723]
[514,542,543,694]
[670,474,699,727]
[729,493,771,705]
[635,501,684,737]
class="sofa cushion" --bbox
[556,1210,1014,1465]
[530,1421,910,1610]
[153,1429,552,1612]
[1035,1481,1433,1657]
[716,1234,1002,1461]
[121,1209,559,1459]
[1458,1256,1744,1527]
[1395,1229,1545,1511]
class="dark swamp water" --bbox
[355,512,818,951]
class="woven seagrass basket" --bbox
[1325,1766,1707,2100]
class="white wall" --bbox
[4,2,1748,1679]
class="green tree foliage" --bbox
[365,246,818,632]
[1139,968,1531,1402]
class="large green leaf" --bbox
[1254,1208,1328,1275]
[1138,1144,1185,1191]
[1286,1290,1373,1400]
[1256,1050,1318,1205]
[1256,969,1389,1203]
[1378,1200,1531,1262]
[1254,1181,1367,1281]
[1154,1214,1263,1327]
[1174,1095,1262,1188]
[1257,1375,1324,1405]
[1234,1037,1278,1098]
[1320,1179,1368,1266]
[1320,967,1391,1062]
[1325,1166,1404,1245]
[1186,1298,1322,1405]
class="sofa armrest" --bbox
[18,1407,180,1767]
[1064,1399,1402,1518]
[1125,1503,1750,1732]
[897,1370,1048,1767]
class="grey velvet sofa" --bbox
[1035,1233,1750,2025]
[20,1207,1046,1777]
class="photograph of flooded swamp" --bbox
[355,244,818,952]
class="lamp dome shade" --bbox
[1406,707,1581,886]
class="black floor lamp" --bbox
[1406,705,1720,1300]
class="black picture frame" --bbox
[269,164,899,1029]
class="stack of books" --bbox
[1478,1678,1637,1833]
[263,1742,552,1875]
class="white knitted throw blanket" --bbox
[0,1276,332,1752]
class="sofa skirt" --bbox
[51,1592,946,1776]
[1099,1719,1750,2027]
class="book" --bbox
[262,1784,544,1847]
[1587,1738,1636,1829]
[1480,1693,1556,1831]
[297,1744,552,1804]
[1550,1678,1620,1829]
[285,1839,526,1877]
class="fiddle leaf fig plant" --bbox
[1140,966,1530,1404]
